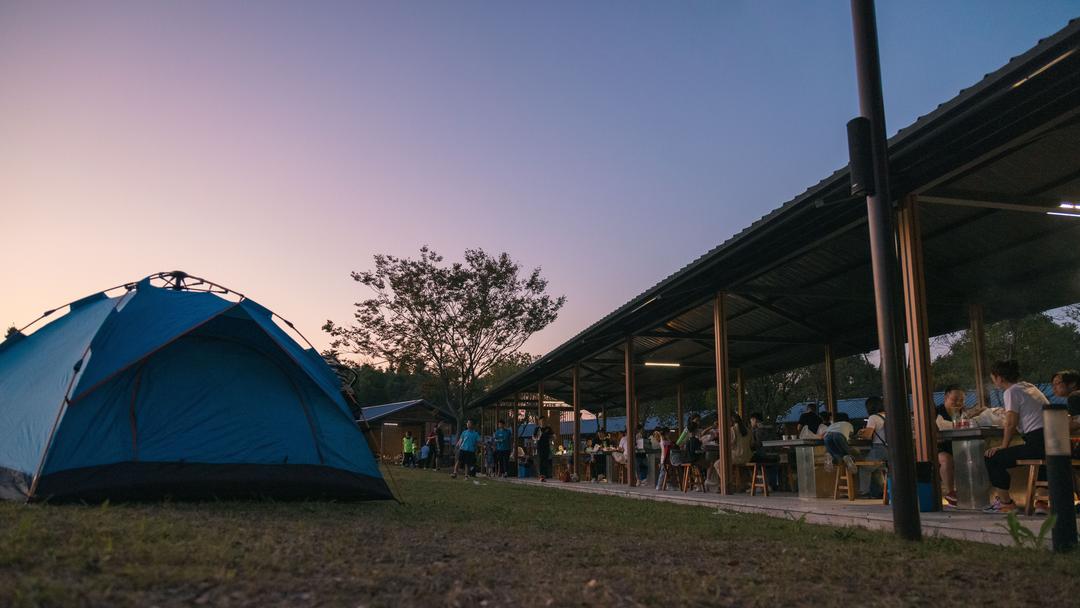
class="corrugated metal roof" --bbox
[476,18,1080,410]
[360,399,455,423]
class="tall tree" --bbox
[324,247,564,426]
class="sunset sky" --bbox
[3,1,1077,358]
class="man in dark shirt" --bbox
[1052,371,1080,459]
[936,385,968,506]
[534,416,553,481]
[796,403,823,437]
[1052,370,1080,417]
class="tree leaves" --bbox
[325,247,565,423]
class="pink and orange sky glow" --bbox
[3,2,1077,359]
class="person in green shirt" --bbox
[402,431,416,468]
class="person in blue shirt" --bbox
[452,419,481,479]
[493,419,513,477]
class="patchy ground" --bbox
[2,467,1079,607]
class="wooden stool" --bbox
[681,463,705,493]
[658,462,681,491]
[832,460,885,502]
[733,463,754,492]
[614,462,627,484]
[749,462,770,497]
[1018,459,1047,515]
[833,466,856,501]
[1019,459,1080,515]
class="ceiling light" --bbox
[1046,211,1080,218]
[1059,202,1077,209]
[644,361,680,367]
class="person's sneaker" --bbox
[982,497,1016,513]
[450,472,457,479]
[1034,500,1050,516]
[539,475,546,482]
[944,491,958,507]
[842,455,857,475]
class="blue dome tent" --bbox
[0,271,392,502]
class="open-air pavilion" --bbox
[473,20,1080,522]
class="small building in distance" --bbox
[359,399,456,462]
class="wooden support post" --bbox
[512,392,520,467]
[624,337,637,487]
[898,195,940,510]
[713,292,732,495]
[537,381,544,424]
[970,303,989,410]
[676,383,684,431]
[736,368,746,418]
[573,365,582,479]
[824,343,837,416]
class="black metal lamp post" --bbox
[848,0,921,540]
[1043,403,1077,552]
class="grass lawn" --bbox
[3,467,1080,607]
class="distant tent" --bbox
[0,272,392,502]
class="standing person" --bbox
[533,416,553,481]
[493,419,512,477]
[435,424,446,470]
[425,427,440,470]
[634,424,648,483]
[822,413,858,474]
[655,429,675,491]
[983,360,1050,513]
[452,419,481,479]
[856,397,887,499]
[483,434,495,476]
[419,441,430,470]
[402,431,416,468]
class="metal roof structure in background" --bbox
[360,399,456,424]
[475,19,1080,412]
[779,384,1068,423]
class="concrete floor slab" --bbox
[502,477,1060,547]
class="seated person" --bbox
[1051,369,1080,435]
[676,415,701,448]
[855,397,887,498]
[822,412,857,474]
[934,385,980,506]
[983,360,1050,513]
[797,403,824,439]
[748,412,779,489]
[613,433,628,466]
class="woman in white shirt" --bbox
[982,359,1049,513]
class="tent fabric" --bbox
[69,280,234,402]
[0,295,118,481]
[0,280,390,502]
